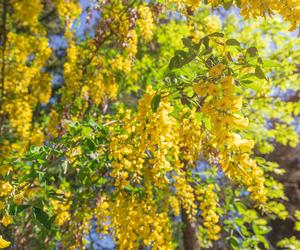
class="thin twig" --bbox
[0,0,8,134]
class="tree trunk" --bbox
[181,208,201,250]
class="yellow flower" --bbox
[26,187,43,199]
[213,225,221,233]
[1,215,13,227]
[240,139,254,152]
[137,5,154,41]
[222,115,234,127]
[232,96,243,110]
[193,82,207,96]
[209,64,226,77]
[0,235,10,249]
[238,154,253,169]
[232,114,249,128]
[0,182,13,196]
[294,221,300,231]
[204,16,221,33]
[207,83,219,96]
[232,133,254,152]
[14,192,24,205]
[0,165,11,176]
[55,211,70,226]
[217,96,232,110]
[221,76,234,93]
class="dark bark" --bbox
[181,208,201,250]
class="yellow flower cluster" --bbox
[111,55,132,74]
[193,66,267,205]
[3,100,32,143]
[137,6,154,41]
[12,0,43,33]
[240,0,300,31]
[196,183,220,240]
[30,127,45,146]
[47,110,60,138]
[169,0,300,31]
[61,42,83,105]
[1,17,51,156]
[174,108,204,217]
[125,30,138,56]
[168,0,200,10]
[54,0,81,27]
[109,6,130,38]
[109,195,173,250]
[60,206,94,250]
[178,108,203,165]
[90,74,118,104]
[107,5,139,56]
[108,87,205,247]
[173,172,197,217]
[0,181,14,246]
[187,0,202,10]
[50,190,71,226]
[110,87,180,189]
[61,40,118,115]
[95,197,110,234]
[169,195,181,216]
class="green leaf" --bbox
[257,235,270,249]
[224,0,233,9]
[236,0,241,7]
[124,185,134,192]
[33,207,51,229]
[182,37,198,51]
[209,32,224,38]
[86,138,96,151]
[49,214,57,226]
[203,116,211,131]
[253,224,272,235]
[229,236,240,249]
[151,94,161,112]
[235,201,246,213]
[16,205,31,214]
[227,52,233,61]
[263,59,281,67]
[246,47,258,57]
[169,55,183,69]
[9,204,16,215]
[201,36,210,49]
[175,50,188,58]
[255,65,266,79]
[243,82,262,92]
[37,158,45,164]
[201,47,212,56]
[226,39,240,47]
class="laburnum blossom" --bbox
[0,236,10,249]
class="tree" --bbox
[0,0,300,249]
